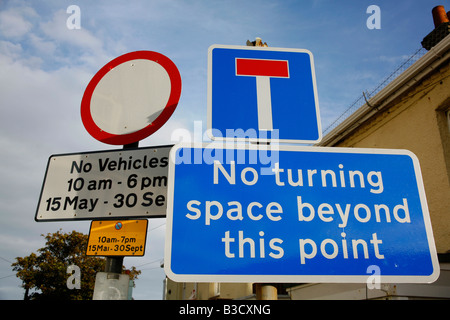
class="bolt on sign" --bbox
[86,220,148,256]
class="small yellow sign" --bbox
[86,220,148,256]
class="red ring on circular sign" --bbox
[81,51,182,145]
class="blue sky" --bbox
[0,0,446,299]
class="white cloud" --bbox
[40,9,102,53]
[28,34,56,56]
[0,6,36,38]
[0,40,23,59]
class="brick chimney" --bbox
[422,5,450,50]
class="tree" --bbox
[12,230,141,300]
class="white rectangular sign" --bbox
[36,145,171,221]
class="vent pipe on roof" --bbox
[432,5,449,27]
[422,5,450,50]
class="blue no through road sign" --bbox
[207,45,322,144]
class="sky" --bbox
[0,0,446,300]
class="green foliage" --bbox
[12,230,140,300]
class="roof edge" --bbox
[318,34,450,147]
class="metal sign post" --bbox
[103,143,141,279]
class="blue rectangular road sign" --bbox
[207,45,322,144]
[165,144,439,283]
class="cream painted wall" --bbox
[334,63,450,253]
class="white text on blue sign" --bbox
[166,145,438,282]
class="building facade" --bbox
[290,29,450,300]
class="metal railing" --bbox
[323,47,428,135]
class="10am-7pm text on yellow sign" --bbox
[86,220,148,256]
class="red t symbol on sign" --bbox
[236,58,289,131]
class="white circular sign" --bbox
[81,51,182,145]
